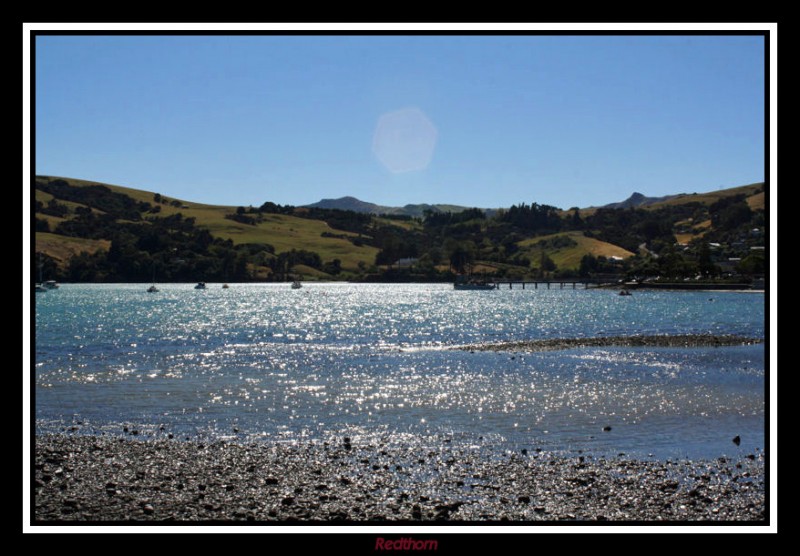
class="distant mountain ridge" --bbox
[306,196,385,213]
[306,186,758,217]
[305,196,484,218]
[601,192,682,209]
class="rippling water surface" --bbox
[34,284,765,459]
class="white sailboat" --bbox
[35,253,47,293]
[147,265,159,292]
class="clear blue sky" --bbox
[35,35,765,209]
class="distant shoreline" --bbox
[35,281,764,290]
[621,282,759,291]
[456,334,764,353]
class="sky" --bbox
[34,34,766,210]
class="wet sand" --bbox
[34,434,765,522]
[455,334,763,353]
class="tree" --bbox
[538,250,556,278]
[570,208,583,230]
[718,202,754,230]
[696,242,718,276]
[736,253,764,275]
[448,241,475,274]
[375,237,400,266]
[45,199,69,218]
[657,245,695,279]
[36,252,60,281]
[323,259,342,275]
[427,246,443,266]
[579,254,598,277]
[233,252,250,280]
[501,234,520,256]
[628,256,660,278]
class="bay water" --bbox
[34,284,765,460]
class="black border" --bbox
[26,24,773,535]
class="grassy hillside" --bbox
[746,191,765,211]
[36,187,105,215]
[517,231,635,271]
[35,176,378,273]
[569,182,765,218]
[34,232,111,265]
[645,183,764,210]
[566,183,765,252]
[373,217,422,231]
[143,204,378,270]
[674,219,712,245]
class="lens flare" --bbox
[372,107,438,173]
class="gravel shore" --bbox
[33,434,765,522]
[455,334,764,353]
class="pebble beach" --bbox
[34,434,765,522]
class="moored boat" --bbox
[454,276,496,290]
[454,282,497,290]
[36,254,56,292]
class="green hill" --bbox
[572,182,764,218]
[37,175,378,261]
[644,183,764,210]
[33,176,765,283]
[35,232,111,266]
[35,176,379,278]
[648,183,765,247]
[517,231,635,271]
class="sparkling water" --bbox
[34,283,765,459]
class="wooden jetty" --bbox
[492,279,611,290]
